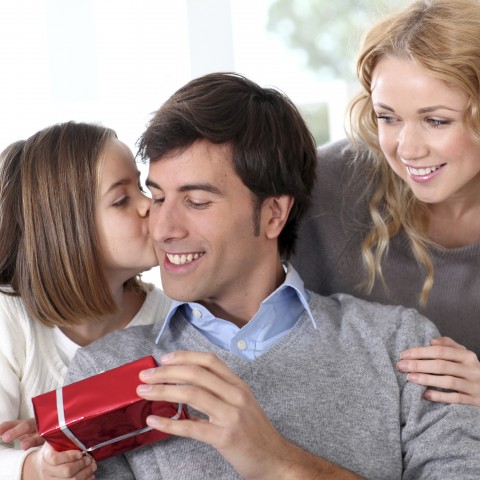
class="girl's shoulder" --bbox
[128,282,172,328]
[0,288,30,328]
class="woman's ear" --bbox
[263,195,294,240]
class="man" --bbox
[67,73,480,479]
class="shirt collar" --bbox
[155,262,316,344]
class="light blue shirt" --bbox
[155,263,316,361]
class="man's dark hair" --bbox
[137,72,317,258]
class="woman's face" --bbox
[371,55,480,206]
[95,137,157,285]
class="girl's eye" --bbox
[113,196,129,208]
[152,197,165,206]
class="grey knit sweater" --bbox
[67,292,480,479]
[292,139,480,357]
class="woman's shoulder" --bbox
[307,138,372,221]
[316,138,370,192]
[317,137,356,163]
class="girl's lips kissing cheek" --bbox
[165,252,205,269]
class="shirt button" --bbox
[192,309,202,318]
[237,339,247,351]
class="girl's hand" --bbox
[397,337,480,407]
[0,418,44,449]
[22,442,97,480]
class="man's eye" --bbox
[187,200,210,209]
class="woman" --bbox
[292,0,480,407]
[0,122,170,479]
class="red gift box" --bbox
[32,355,189,461]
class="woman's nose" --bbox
[397,125,428,161]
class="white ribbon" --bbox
[55,387,184,454]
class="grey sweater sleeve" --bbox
[322,294,480,478]
[402,382,480,478]
[393,311,480,478]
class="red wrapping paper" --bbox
[32,355,189,461]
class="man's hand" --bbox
[137,350,363,480]
[0,418,44,450]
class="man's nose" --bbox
[148,202,187,244]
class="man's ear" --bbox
[263,195,294,240]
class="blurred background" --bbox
[0,0,403,285]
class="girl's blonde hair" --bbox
[347,0,480,304]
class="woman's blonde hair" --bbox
[0,121,142,327]
[347,0,480,304]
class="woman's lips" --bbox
[405,163,446,183]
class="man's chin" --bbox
[162,283,197,303]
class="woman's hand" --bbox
[22,442,97,480]
[0,418,44,450]
[397,337,480,407]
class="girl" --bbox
[0,122,170,479]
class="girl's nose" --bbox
[138,194,151,218]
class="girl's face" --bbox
[371,55,480,207]
[95,138,157,285]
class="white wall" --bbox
[0,0,349,288]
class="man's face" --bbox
[146,139,277,323]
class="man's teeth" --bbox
[166,252,204,265]
[407,165,442,176]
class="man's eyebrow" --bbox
[144,179,223,196]
[179,183,223,195]
[145,177,159,189]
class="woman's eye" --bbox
[152,197,165,206]
[427,118,450,128]
[376,114,395,125]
